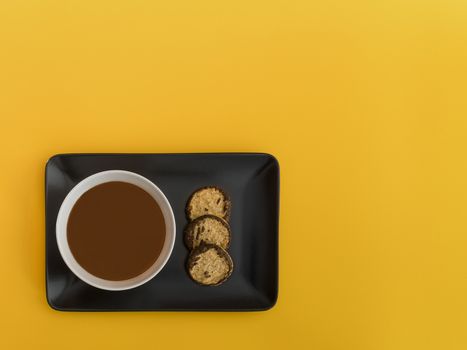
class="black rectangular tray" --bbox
[45,153,279,311]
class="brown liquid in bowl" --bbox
[67,181,166,281]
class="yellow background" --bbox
[1,0,467,349]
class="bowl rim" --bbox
[55,170,176,291]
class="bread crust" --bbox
[185,186,231,222]
[184,214,231,250]
[186,243,233,286]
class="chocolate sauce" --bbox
[67,182,165,281]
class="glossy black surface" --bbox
[45,153,279,311]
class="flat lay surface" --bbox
[1,0,467,349]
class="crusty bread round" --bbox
[184,215,231,250]
[187,243,233,286]
[186,186,231,221]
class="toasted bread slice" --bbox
[186,186,231,221]
[184,215,231,250]
[187,243,233,286]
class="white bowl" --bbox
[55,170,176,291]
